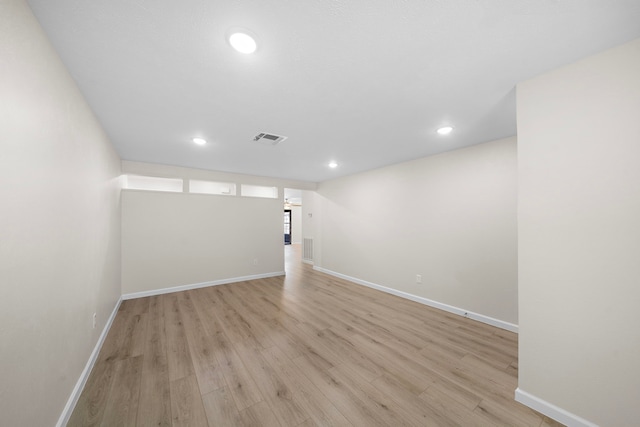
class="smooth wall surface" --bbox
[121,190,284,293]
[301,190,323,265]
[121,162,315,294]
[517,38,640,425]
[0,1,122,425]
[290,205,302,244]
[316,137,518,325]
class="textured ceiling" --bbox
[28,0,640,182]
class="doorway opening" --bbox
[284,188,303,270]
[284,209,291,245]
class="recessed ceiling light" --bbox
[328,161,338,168]
[192,137,207,145]
[437,126,454,135]
[228,32,257,54]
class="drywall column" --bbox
[517,38,640,426]
[302,190,324,266]
[291,205,303,244]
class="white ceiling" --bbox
[28,0,640,183]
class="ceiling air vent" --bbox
[253,132,288,146]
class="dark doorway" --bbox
[284,209,292,245]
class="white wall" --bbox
[517,38,640,426]
[315,137,518,325]
[0,1,122,425]
[290,205,303,244]
[122,191,284,293]
[121,162,315,294]
[301,190,323,265]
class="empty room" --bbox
[1,0,639,426]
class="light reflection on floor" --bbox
[283,243,302,293]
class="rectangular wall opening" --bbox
[241,184,278,199]
[189,180,236,196]
[123,175,183,192]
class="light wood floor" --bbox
[69,245,563,426]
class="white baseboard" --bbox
[515,388,597,427]
[302,259,314,265]
[56,296,123,427]
[121,271,286,300]
[313,266,518,333]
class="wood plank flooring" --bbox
[68,245,563,426]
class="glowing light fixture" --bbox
[328,161,338,168]
[192,137,207,145]
[437,126,454,135]
[228,32,257,54]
